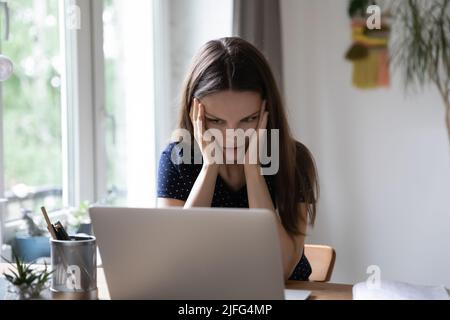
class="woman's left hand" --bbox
[244,100,269,167]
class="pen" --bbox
[41,206,58,240]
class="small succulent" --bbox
[1,251,53,299]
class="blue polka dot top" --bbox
[157,142,312,281]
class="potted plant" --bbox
[390,0,450,144]
[11,209,50,263]
[1,251,53,300]
[66,200,92,235]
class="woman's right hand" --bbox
[190,98,223,166]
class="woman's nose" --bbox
[226,123,250,131]
[224,123,238,130]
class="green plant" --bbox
[1,251,53,299]
[66,200,91,233]
[390,0,450,145]
[73,200,90,222]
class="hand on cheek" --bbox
[245,100,269,166]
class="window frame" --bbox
[0,88,4,202]
[0,0,100,244]
[0,0,167,248]
[92,0,163,207]
[65,0,167,207]
[152,0,172,165]
[62,0,110,206]
[0,82,4,249]
[0,0,81,247]
[61,0,98,207]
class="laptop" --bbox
[89,207,311,300]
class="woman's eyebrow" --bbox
[240,111,260,120]
[204,111,260,121]
[204,112,224,120]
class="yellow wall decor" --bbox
[345,16,391,89]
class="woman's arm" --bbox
[243,101,307,280]
[159,99,221,208]
[183,164,219,208]
[157,164,219,208]
[244,164,307,281]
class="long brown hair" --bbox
[176,37,319,235]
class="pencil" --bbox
[40,206,57,240]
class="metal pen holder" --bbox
[50,235,98,300]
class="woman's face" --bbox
[199,90,263,162]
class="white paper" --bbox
[284,289,311,300]
[353,280,450,300]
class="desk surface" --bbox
[285,280,353,300]
[1,263,353,300]
[79,269,355,300]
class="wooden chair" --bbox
[304,244,336,282]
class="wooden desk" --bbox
[1,263,353,300]
[285,280,353,300]
[97,271,353,300]
[79,269,356,300]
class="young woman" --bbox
[157,37,319,282]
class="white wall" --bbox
[282,0,450,286]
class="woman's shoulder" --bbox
[161,141,192,161]
[161,141,182,158]
[159,141,202,173]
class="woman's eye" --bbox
[244,116,258,123]
[207,118,223,124]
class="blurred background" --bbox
[0,0,449,288]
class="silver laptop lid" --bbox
[89,207,285,300]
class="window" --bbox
[0,0,234,255]
[99,0,233,207]
[101,0,156,207]
[2,0,63,224]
